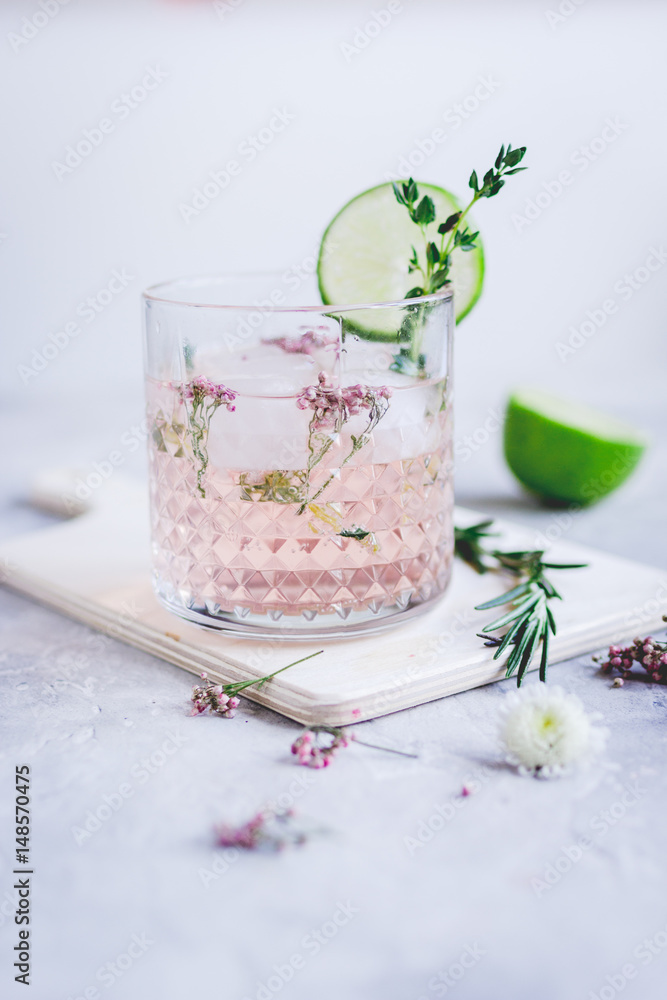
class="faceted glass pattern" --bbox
[148,377,454,636]
[143,275,454,637]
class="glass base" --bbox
[153,572,451,640]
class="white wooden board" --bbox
[1,476,666,725]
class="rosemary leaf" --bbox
[454,517,585,685]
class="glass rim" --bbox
[142,271,453,313]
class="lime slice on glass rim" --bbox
[504,388,646,506]
[317,181,484,340]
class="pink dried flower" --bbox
[190,674,240,717]
[290,724,418,768]
[170,376,237,497]
[291,726,354,768]
[174,375,237,410]
[214,809,306,851]
[190,652,323,718]
[296,372,391,433]
[599,635,667,684]
[296,372,341,432]
[295,374,392,513]
[263,328,339,356]
[172,375,237,411]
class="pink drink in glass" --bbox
[147,367,453,634]
[143,275,454,637]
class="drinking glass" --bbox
[143,273,454,638]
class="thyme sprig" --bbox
[389,143,527,373]
[454,520,586,686]
[392,143,527,298]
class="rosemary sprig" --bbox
[392,142,527,299]
[453,519,498,574]
[454,520,586,685]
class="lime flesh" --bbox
[317,182,484,340]
[504,388,646,506]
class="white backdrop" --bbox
[2,0,666,546]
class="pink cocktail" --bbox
[143,275,454,637]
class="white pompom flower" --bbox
[498,684,608,778]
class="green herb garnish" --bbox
[239,470,307,504]
[392,143,527,297]
[454,519,586,686]
[339,527,371,540]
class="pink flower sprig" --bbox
[597,628,667,684]
[191,677,241,718]
[175,375,237,410]
[215,808,307,851]
[295,373,392,514]
[171,376,237,498]
[290,724,418,769]
[190,649,323,718]
[263,327,339,356]
[296,371,391,433]
[291,728,352,768]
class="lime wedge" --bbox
[504,388,646,506]
[318,182,484,340]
